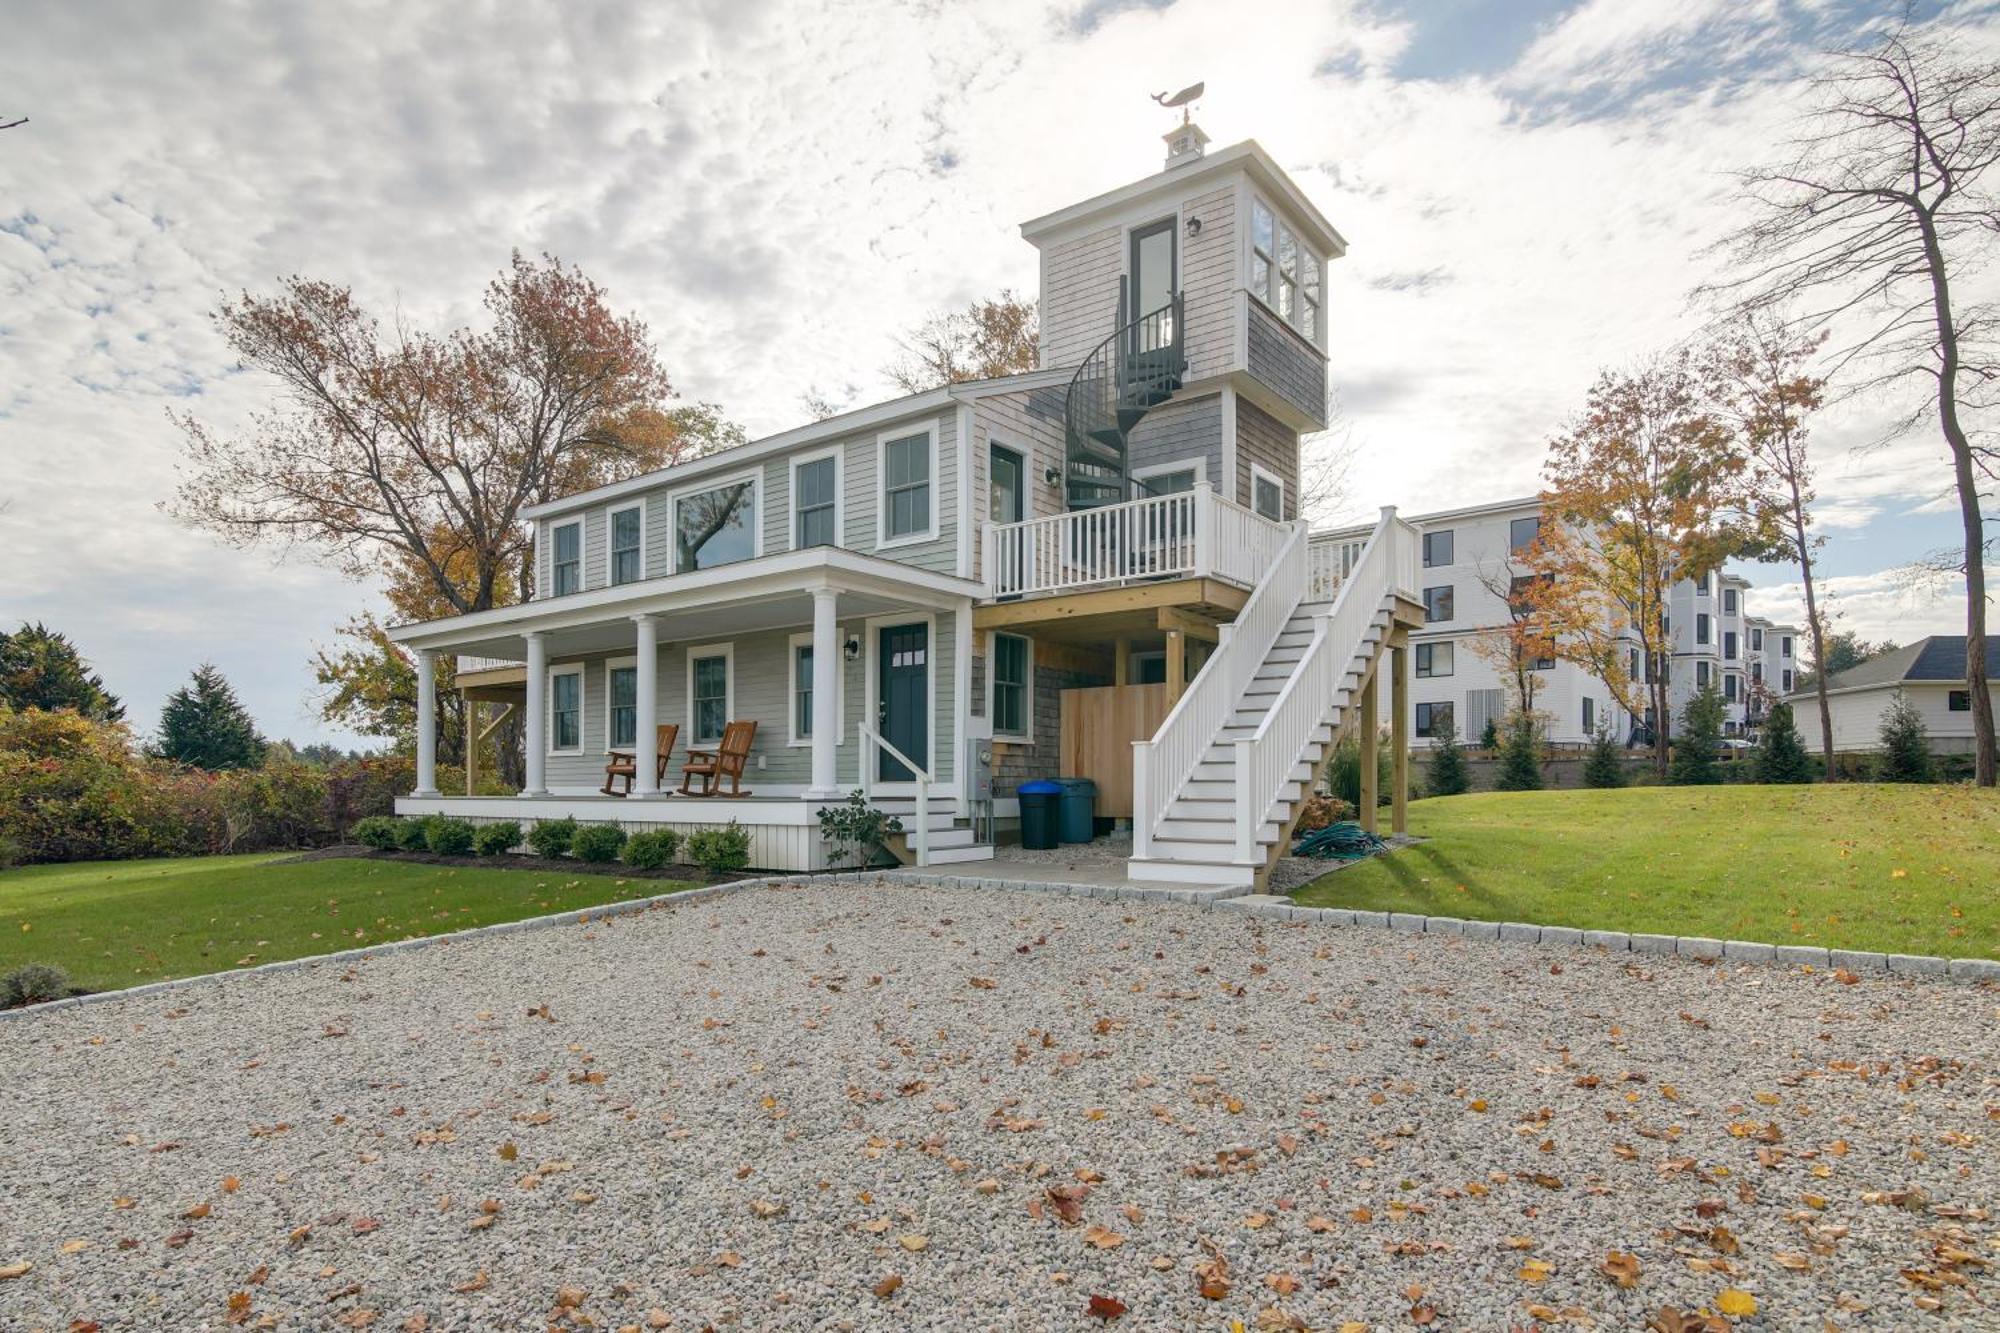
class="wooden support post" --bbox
[464,696,478,796]
[1359,663,1378,834]
[1114,638,1131,688]
[1391,643,1409,836]
[1165,629,1186,703]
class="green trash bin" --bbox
[1018,780,1061,850]
[1056,778,1097,844]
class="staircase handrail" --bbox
[859,724,929,868]
[1232,507,1406,861]
[1132,516,1310,858]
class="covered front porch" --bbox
[386,546,986,871]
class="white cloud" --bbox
[0,0,1989,742]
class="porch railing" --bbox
[1306,532,1369,603]
[983,484,1289,600]
[455,654,524,675]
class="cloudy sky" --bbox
[2,0,1993,747]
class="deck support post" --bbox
[1359,662,1378,834]
[1390,641,1409,836]
[414,648,439,796]
[633,613,660,797]
[522,631,548,797]
[1165,628,1186,703]
[805,588,842,799]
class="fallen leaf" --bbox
[1716,1288,1757,1316]
[1599,1251,1642,1288]
[898,1234,928,1252]
[872,1273,903,1299]
[1084,1225,1125,1250]
[1086,1293,1127,1321]
[0,1262,31,1280]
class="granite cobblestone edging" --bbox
[7,865,1993,1022]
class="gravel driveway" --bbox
[1,880,1992,1331]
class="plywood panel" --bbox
[1058,683,1171,818]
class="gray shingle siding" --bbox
[1127,393,1224,491]
[1236,397,1300,520]
[1246,300,1328,428]
[1041,226,1123,369]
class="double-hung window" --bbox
[606,661,637,749]
[1725,674,1739,702]
[551,521,582,596]
[879,430,933,543]
[1723,630,1737,661]
[1781,636,1793,658]
[1950,689,1972,711]
[1696,660,1712,688]
[1415,641,1453,678]
[688,647,732,746]
[1582,697,1595,733]
[1250,199,1320,340]
[549,666,582,753]
[1422,529,1453,568]
[1782,668,1793,692]
[794,453,838,548]
[992,633,1031,739]
[1696,613,1711,646]
[793,643,815,741]
[1723,588,1738,615]
[608,505,643,586]
[675,475,757,572]
[1751,627,1764,652]
[1423,585,1454,624]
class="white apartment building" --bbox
[1325,497,1800,748]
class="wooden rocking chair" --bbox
[601,724,678,796]
[679,719,757,797]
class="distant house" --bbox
[1788,636,2000,754]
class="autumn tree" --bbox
[1468,558,1557,719]
[171,251,739,616]
[886,290,1039,393]
[1701,25,1998,785]
[1706,321,1838,778]
[1523,351,1761,774]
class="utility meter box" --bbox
[964,717,994,803]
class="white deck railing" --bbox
[984,483,1289,600]
[1234,509,1418,860]
[1131,519,1310,859]
[1306,532,1369,603]
[456,654,524,675]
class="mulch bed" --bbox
[276,845,756,885]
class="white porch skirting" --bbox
[394,795,837,872]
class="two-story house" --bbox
[391,121,1430,886]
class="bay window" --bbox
[1250,199,1320,341]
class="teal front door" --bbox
[877,623,929,782]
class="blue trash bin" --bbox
[1018,779,1062,850]
[1056,778,1098,844]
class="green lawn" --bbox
[1293,784,1999,959]
[0,854,694,993]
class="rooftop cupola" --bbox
[1154,81,1207,169]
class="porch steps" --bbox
[874,795,995,866]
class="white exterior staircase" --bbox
[877,794,995,866]
[1128,508,1420,888]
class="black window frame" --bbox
[1508,515,1540,553]
[1949,689,1972,712]
[992,633,1030,737]
[1422,529,1454,568]
[1415,641,1453,678]
[1422,584,1454,624]
[1415,700,1454,739]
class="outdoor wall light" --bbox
[1185,215,1202,238]
[1044,465,1061,487]
[843,633,862,662]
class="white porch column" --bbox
[522,631,548,797]
[413,647,439,796]
[805,587,841,799]
[632,613,660,797]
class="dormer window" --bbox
[1251,199,1320,341]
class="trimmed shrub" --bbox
[1581,724,1626,789]
[686,821,751,874]
[3,963,72,1007]
[424,817,476,856]
[622,828,683,870]
[816,791,903,869]
[1876,690,1936,782]
[1494,714,1544,791]
[527,817,579,859]
[1478,718,1499,751]
[1668,685,1725,786]
[1424,718,1470,797]
[394,816,434,851]
[569,823,628,864]
[472,821,522,856]
[353,815,401,850]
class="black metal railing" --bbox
[1063,280,1185,510]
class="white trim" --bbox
[604,500,646,586]
[876,423,940,549]
[788,446,844,552]
[684,641,736,748]
[1250,462,1285,522]
[1219,385,1238,499]
[955,402,975,578]
[670,468,762,576]
[602,654,638,752]
[549,518,584,596]
[987,630,1034,744]
[863,611,937,797]
[952,601,973,816]
[785,630,845,748]
[546,663,585,756]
